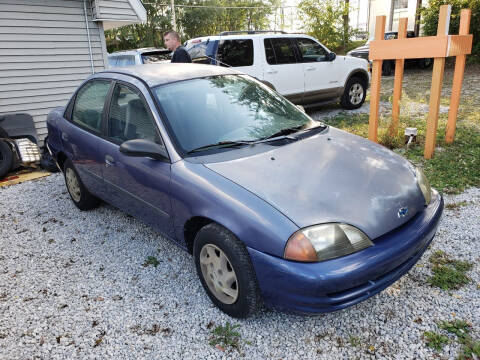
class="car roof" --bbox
[186,32,312,43]
[108,48,169,56]
[98,63,240,87]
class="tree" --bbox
[105,0,173,52]
[299,0,356,53]
[420,0,480,62]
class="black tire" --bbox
[193,223,262,318]
[0,140,13,179]
[63,159,100,211]
[418,58,433,69]
[382,60,393,76]
[340,76,367,110]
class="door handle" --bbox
[61,132,69,141]
[306,66,315,71]
[105,155,115,167]
[266,69,278,74]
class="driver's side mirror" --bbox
[327,52,336,61]
[120,139,169,162]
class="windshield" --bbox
[153,75,314,154]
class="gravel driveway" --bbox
[0,172,479,359]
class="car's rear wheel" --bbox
[0,140,13,179]
[341,77,367,110]
[193,223,261,318]
[63,159,100,211]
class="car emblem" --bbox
[398,207,409,218]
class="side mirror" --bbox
[296,105,306,113]
[119,139,169,161]
[328,52,336,61]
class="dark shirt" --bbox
[171,46,192,63]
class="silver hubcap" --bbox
[199,244,238,304]
[65,168,81,202]
[349,83,364,105]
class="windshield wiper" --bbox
[187,140,253,154]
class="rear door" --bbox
[97,80,174,237]
[262,38,304,102]
[216,38,260,78]
[61,79,112,196]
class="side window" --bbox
[72,80,111,133]
[296,38,328,62]
[108,83,161,144]
[116,55,136,67]
[269,38,297,65]
[264,39,276,64]
[108,56,118,68]
[217,39,253,67]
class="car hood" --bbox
[205,127,426,240]
[349,44,370,54]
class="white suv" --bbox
[185,31,370,109]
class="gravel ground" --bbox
[0,173,478,359]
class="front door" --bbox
[295,37,343,103]
[98,82,174,237]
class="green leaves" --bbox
[209,322,242,350]
[298,0,358,53]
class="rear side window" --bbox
[116,55,136,67]
[72,80,111,133]
[108,56,117,67]
[108,83,161,144]
[217,39,253,67]
[141,52,171,63]
[296,38,328,62]
[268,38,297,65]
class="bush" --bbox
[420,0,480,63]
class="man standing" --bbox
[163,30,192,63]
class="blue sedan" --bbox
[47,64,443,318]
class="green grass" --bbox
[445,201,469,210]
[143,256,160,268]
[424,331,449,351]
[427,251,473,290]
[209,322,242,350]
[438,320,480,360]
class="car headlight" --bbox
[284,223,373,262]
[415,167,432,205]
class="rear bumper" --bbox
[248,190,443,314]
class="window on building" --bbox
[394,0,408,9]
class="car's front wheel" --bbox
[193,223,261,318]
[341,76,367,110]
[63,159,100,211]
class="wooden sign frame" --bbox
[368,5,473,159]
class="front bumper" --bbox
[248,190,444,314]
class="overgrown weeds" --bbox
[427,250,473,290]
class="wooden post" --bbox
[390,18,408,137]
[368,16,386,143]
[445,9,471,143]
[424,4,450,159]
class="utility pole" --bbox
[343,0,350,52]
[389,0,395,31]
[414,0,422,37]
[171,0,176,31]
